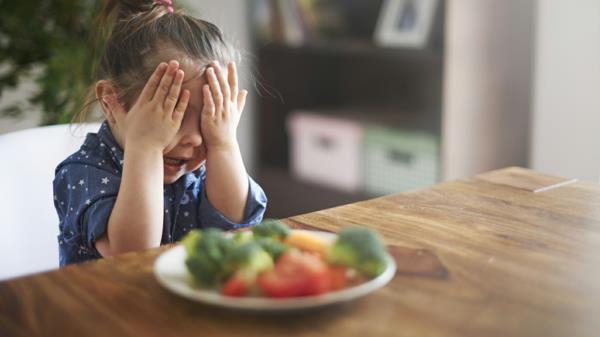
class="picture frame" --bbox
[374,0,438,48]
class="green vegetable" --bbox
[182,228,234,287]
[326,227,389,278]
[251,219,291,241]
[223,241,273,279]
[231,231,254,245]
[255,237,290,260]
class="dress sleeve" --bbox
[198,175,267,230]
[53,164,120,254]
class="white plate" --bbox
[153,230,396,311]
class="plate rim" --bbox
[153,230,397,311]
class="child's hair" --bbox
[74,0,240,122]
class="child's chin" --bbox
[163,173,182,185]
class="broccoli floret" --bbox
[232,230,254,245]
[255,237,290,260]
[251,219,291,241]
[326,227,389,278]
[182,228,234,287]
[223,241,273,278]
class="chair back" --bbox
[0,123,102,280]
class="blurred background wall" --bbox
[530,0,600,182]
[443,0,534,180]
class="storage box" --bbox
[364,126,438,195]
[287,112,363,192]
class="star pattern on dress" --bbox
[78,179,84,185]
[101,177,109,184]
[85,199,91,205]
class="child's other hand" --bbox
[200,61,248,151]
[104,60,190,151]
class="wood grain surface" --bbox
[1,167,599,337]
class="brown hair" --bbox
[74,0,240,122]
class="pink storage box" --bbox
[287,112,363,192]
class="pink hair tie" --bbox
[155,0,174,13]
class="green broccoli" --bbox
[251,219,291,241]
[326,227,389,278]
[231,230,254,245]
[223,241,273,279]
[182,228,234,287]
[255,237,290,260]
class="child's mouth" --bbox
[164,157,187,168]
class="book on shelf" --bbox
[260,0,358,46]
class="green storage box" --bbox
[364,126,439,195]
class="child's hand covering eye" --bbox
[200,61,248,150]
[104,60,190,151]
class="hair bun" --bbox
[153,0,174,13]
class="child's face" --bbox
[161,60,209,184]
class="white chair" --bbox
[0,123,102,280]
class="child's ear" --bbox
[95,80,118,124]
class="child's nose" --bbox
[178,121,203,148]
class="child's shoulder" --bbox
[55,123,122,176]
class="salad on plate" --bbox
[180,220,392,298]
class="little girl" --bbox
[53,0,267,265]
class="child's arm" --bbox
[95,61,190,256]
[201,61,250,223]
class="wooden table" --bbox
[1,167,599,337]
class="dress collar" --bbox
[96,121,124,169]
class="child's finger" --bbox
[206,67,223,116]
[153,60,179,103]
[173,89,189,124]
[213,61,231,105]
[202,84,215,120]
[228,62,239,105]
[237,90,248,116]
[140,63,168,102]
[164,69,184,113]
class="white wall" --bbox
[0,69,42,134]
[530,0,600,182]
[443,0,534,181]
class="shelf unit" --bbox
[251,0,446,218]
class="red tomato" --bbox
[327,266,348,291]
[257,250,331,297]
[220,272,250,297]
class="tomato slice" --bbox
[220,271,250,297]
[257,250,331,297]
[327,266,349,291]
